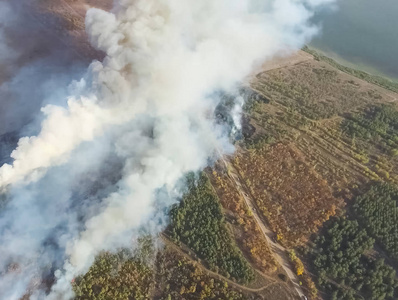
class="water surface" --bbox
[311,0,398,80]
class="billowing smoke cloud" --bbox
[0,0,335,298]
[0,0,100,167]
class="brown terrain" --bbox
[0,0,112,85]
[27,0,113,60]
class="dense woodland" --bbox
[169,173,254,283]
[354,183,398,260]
[311,217,398,300]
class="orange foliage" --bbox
[207,164,277,273]
[233,143,344,247]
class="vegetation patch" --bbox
[342,104,398,153]
[233,143,342,247]
[169,173,254,283]
[208,164,277,273]
[73,248,153,300]
[252,59,385,121]
[354,183,398,260]
[310,217,398,300]
[155,249,250,300]
[303,46,398,94]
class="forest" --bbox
[354,183,398,260]
[168,173,254,283]
[342,104,398,148]
[311,217,398,300]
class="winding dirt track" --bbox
[218,153,306,299]
[160,233,281,293]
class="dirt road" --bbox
[160,233,279,293]
[219,154,306,299]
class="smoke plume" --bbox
[0,0,334,299]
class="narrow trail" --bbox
[160,233,280,293]
[218,153,306,299]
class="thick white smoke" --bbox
[0,0,335,299]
